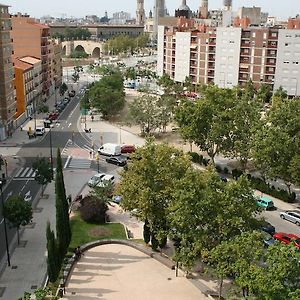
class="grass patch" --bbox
[69,213,127,249]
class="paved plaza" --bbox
[64,244,208,300]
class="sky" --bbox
[0,0,298,21]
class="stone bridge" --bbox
[62,40,104,58]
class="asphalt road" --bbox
[0,88,93,263]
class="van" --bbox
[35,127,45,136]
[98,143,121,156]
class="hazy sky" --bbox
[0,0,298,20]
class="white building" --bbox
[274,29,300,96]
[214,27,241,88]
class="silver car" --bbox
[280,210,300,226]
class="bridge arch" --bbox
[74,45,86,53]
[91,47,101,58]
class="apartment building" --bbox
[49,39,63,98]
[157,23,300,96]
[274,30,300,96]
[11,14,52,101]
[0,4,16,140]
[14,56,42,121]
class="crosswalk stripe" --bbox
[20,167,30,177]
[15,168,24,177]
[26,169,35,178]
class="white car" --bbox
[88,173,106,187]
[24,191,32,202]
[35,127,45,136]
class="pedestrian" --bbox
[91,115,94,122]
[89,150,92,158]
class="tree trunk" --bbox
[41,184,44,197]
[17,227,20,245]
[219,276,223,300]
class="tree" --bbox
[225,85,262,170]
[252,98,300,192]
[89,71,125,118]
[80,195,108,223]
[208,231,264,298]
[3,195,33,244]
[46,222,59,283]
[169,168,261,270]
[59,82,68,96]
[55,148,71,260]
[117,139,191,248]
[32,157,53,196]
[143,219,151,244]
[175,85,235,164]
[183,76,194,93]
[71,72,80,83]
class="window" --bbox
[253,32,256,38]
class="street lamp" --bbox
[0,181,11,267]
[49,126,53,175]
[54,75,58,107]
[33,89,38,135]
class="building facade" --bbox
[11,14,52,101]
[0,4,16,139]
[157,24,300,96]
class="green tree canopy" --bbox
[32,157,53,195]
[3,195,33,244]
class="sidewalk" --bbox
[0,169,93,300]
[0,90,58,147]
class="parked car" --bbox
[256,196,275,210]
[35,127,45,136]
[97,174,115,187]
[48,112,59,121]
[280,210,300,226]
[261,221,276,235]
[112,195,122,204]
[88,173,106,187]
[262,232,276,248]
[273,232,300,249]
[98,143,121,156]
[106,155,127,166]
[121,144,136,154]
[69,90,76,97]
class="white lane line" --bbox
[0,218,3,225]
[12,178,35,181]
[20,167,30,177]
[15,168,24,177]
[61,126,64,130]
[64,156,71,169]
[68,123,72,127]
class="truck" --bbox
[98,143,121,156]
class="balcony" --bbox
[241,33,251,39]
[266,51,277,57]
[240,58,250,63]
[207,62,215,69]
[267,42,277,49]
[268,33,278,40]
[208,55,215,61]
[207,70,214,77]
[266,59,276,66]
[240,50,250,56]
[240,67,249,73]
[241,41,250,47]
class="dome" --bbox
[178,0,190,11]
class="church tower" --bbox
[136,0,145,25]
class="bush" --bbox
[202,158,210,166]
[232,168,244,179]
[223,167,229,174]
[151,234,159,251]
[215,164,222,173]
[188,152,200,163]
[247,174,296,203]
[80,195,108,223]
[38,104,49,113]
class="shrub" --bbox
[38,104,49,113]
[215,164,222,173]
[80,195,108,223]
[223,167,229,174]
[232,168,244,179]
[143,220,151,244]
[202,158,210,166]
[151,234,159,251]
[188,152,200,163]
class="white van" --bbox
[98,143,121,156]
[88,173,106,187]
[35,127,45,136]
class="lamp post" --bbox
[96,154,100,173]
[49,126,53,175]
[54,75,58,107]
[33,90,38,135]
[0,181,11,267]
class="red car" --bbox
[273,232,300,249]
[48,112,58,121]
[121,145,136,154]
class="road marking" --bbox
[0,218,3,225]
[64,156,71,169]
[20,167,30,177]
[61,126,64,130]
[68,123,72,127]
[15,168,24,177]
[26,169,35,178]
[12,178,35,181]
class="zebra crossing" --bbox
[64,156,91,169]
[13,167,36,180]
